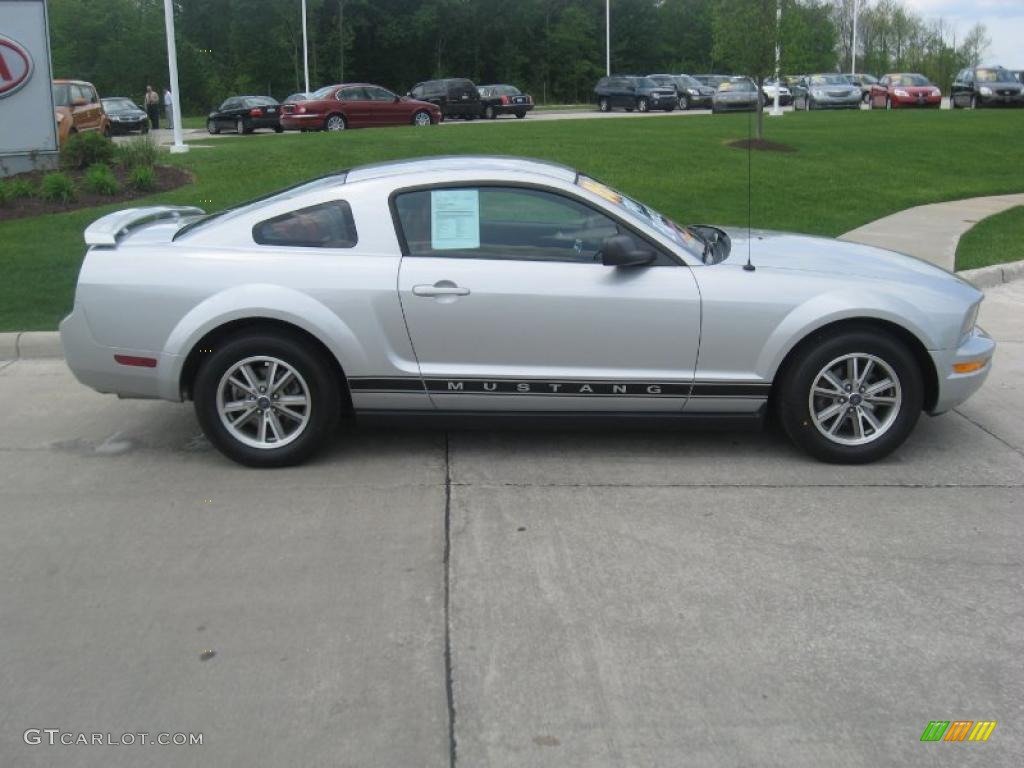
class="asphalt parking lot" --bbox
[2,280,1022,767]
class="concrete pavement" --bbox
[840,193,1024,272]
[1,281,1022,766]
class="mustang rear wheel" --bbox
[777,330,923,464]
[194,332,340,467]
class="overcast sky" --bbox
[901,0,1023,67]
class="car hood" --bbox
[722,228,975,291]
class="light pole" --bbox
[161,0,187,153]
[605,0,610,77]
[851,0,859,76]
[770,0,782,117]
[301,0,310,94]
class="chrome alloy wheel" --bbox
[808,353,902,446]
[414,110,432,126]
[216,356,311,450]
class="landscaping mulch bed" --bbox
[726,138,797,153]
[0,165,193,221]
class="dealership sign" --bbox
[0,34,34,98]
[0,0,58,174]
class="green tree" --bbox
[712,0,776,138]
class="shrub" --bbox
[0,181,9,206]
[61,131,115,170]
[84,163,120,195]
[115,135,159,169]
[7,178,34,199]
[129,164,155,191]
[39,172,76,203]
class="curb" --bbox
[2,261,1022,362]
[0,331,64,361]
[957,258,1024,291]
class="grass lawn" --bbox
[2,109,1023,331]
[955,205,1024,271]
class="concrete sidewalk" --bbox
[840,193,1024,273]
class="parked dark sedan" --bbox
[408,78,481,120]
[951,66,1024,108]
[594,75,677,112]
[207,95,283,134]
[477,84,533,119]
[648,74,714,110]
[100,97,149,134]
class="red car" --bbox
[280,83,440,132]
[868,73,942,109]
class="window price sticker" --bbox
[431,189,480,250]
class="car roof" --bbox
[345,155,577,184]
[53,79,93,86]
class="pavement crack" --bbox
[443,431,457,768]
[954,409,1024,458]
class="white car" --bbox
[61,156,994,467]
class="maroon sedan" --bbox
[280,83,440,131]
[868,73,942,109]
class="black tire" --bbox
[514,111,525,119]
[598,97,610,112]
[207,119,219,135]
[324,113,346,131]
[776,329,923,464]
[193,331,341,468]
[274,125,284,133]
[637,97,649,112]
[484,105,495,119]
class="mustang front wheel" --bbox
[777,330,923,463]
[194,332,340,467]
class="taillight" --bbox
[500,95,509,104]
[250,108,263,117]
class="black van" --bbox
[408,78,481,120]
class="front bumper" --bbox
[977,92,1024,107]
[645,94,678,110]
[109,119,148,133]
[714,99,758,111]
[928,326,996,414]
[812,95,861,108]
[892,94,942,108]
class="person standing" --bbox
[144,85,160,129]
[163,87,174,130]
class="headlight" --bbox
[979,86,992,96]
[931,87,941,96]
[812,89,825,98]
[894,89,909,97]
[688,88,699,95]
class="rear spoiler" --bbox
[84,206,205,246]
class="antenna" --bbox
[744,97,755,272]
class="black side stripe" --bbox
[348,377,770,398]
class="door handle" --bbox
[412,283,471,298]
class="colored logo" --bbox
[920,721,997,742]
[0,34,34,98]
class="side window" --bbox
[394,187,622,264]
[253,201,358,249]
[365,86,395,102]
[339,87,368,101]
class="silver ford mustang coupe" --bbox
[61,156,994,467]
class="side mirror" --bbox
[600,234,655,268]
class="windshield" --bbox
[244,96,278,107]
[103,98,137,110]
[311,85,336,99]
[677,75,701,88]
[890,74,930,86]
[720,79,754,92]
[975,68,1014,83]
[576,175,702,257]
[809,74,850,85]
[633,77,659,89]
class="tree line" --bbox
[47,0,990,113]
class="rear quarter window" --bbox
[253,201,358,249]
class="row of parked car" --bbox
[593,66,1024,114]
